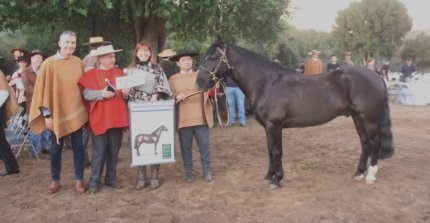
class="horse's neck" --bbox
[153,126,163,135]
[227,46,270,102]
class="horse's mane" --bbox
[219,42,299,75]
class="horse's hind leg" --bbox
[352,115,371,180]
[264,124,283,188]
[135,142,141,156]
[365,124,380,184]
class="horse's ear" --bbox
[216,36,226,49]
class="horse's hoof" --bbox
[354,174,364,181]
[269,183,281,190]
[365,179,376,185]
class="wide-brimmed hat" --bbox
[28,49,47,60]
[344,51,352,56]
[308,49,321,55]
[11,47,28,55]
[89,45,123,57]
[82,36,111,46]
[158,49,176,58]
[169,50,199,62]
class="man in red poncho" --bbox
[79,45,129,193]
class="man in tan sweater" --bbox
[169,50,213,183]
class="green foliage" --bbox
[0,0,290,44]
[332,0,412,63]
[402,33,430,72]
[278,25,337,69]
[0,31,25,74]
[0,0,291,67]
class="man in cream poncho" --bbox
[29,31,88,194]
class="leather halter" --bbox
[198,47,234,82]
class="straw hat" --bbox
[28,49,47,60]
[169,50,199,62]
[82,36,111,46]
[158,49,176,58]
[89,45,123,57]
[308,49,321,55]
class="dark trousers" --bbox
[178,125,211,174]
[50,128,84,181]
[89,128,122,188]
[0,127,19,173]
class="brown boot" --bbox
[47,181,61,194]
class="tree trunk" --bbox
[139,16,167,63]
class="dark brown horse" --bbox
[196,40,394,188]
[134,125,168,156]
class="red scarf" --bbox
[79,68,129,135]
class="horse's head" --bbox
[161,125,168,131]
[196,40,234,91]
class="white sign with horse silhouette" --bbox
[128,100,176,166]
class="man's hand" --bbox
[176,93,185,101]
[102,86,115,99]
[45,117,53,130]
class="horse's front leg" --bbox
[154,143,158,155]
[265,124,283,188]
[264,133,275,182]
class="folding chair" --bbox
[6,116,39,160]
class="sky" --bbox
[288,0,429,32]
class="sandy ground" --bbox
[1,104,429,223]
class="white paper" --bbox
[115,75,146,89]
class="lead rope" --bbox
[213,79,229,127]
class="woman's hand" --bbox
[121,88,130,98]
[150,94,158,101]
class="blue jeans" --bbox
[226,87,246,124]
[50,128,84,181]
[29,129,51,154]
[178,125,211,174]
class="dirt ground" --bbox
[1,104,429,223]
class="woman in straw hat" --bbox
[125,41,172,190]
[79,45,129,193]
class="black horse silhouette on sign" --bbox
[134,125,168,156]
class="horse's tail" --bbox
[378,81,394,159]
